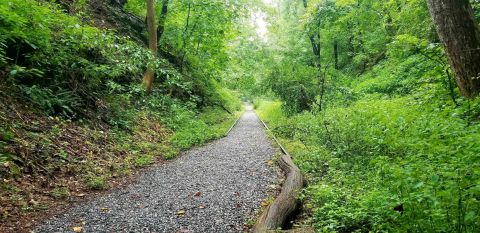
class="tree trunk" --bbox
[308,34,321,68]
[157,0,169,44]
[254,119,304,232]
[254,154,304,232]
[303,0,321,69]
[333,40,339,69]
[180,3,192,71]
[143,0,157,92]
[427,0,480,98]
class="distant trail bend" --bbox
[36,108,277,233]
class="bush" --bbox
[256,97,480,232]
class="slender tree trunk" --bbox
[303,0,321,69]
[143,0,157,92]
[195,38,202,55]
[157,0,169,44]
[427,0,480,98]
[333,40,339,69]
[180,3,192,70]
[308,34,321,68]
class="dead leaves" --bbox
[71,219,86,232]
[28,199,39,207]
[176,209,186,216]
[267,160,274,166]
[176,230,193,233]
[260,200,269,207]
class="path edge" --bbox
[225,110,243,135]
[253,112,305,232]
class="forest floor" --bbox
[33,109,281,233]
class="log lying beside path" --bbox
[254,117,305,232]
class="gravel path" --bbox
[35,109,277,233]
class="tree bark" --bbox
[427,0,480,98]
[254,153,304,232]
[254,119,305,232]
[143,0,157,92]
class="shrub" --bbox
[256,97,480,232]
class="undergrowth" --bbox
[0,0,241,227]
[256,96,480,232]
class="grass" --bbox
[51,187,70,199]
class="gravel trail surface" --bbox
[35,109,277,233]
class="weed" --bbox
[85,175,107,190]
[51,187,70,199]
[135,155,153,167]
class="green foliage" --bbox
[124,0,146,17]
[135,155,154,167]
[51,187,70,199]
[0,0,243,222]
[167,104,239,150]
[243,0,444,114]
[20,85,81,116]
[0,0,155,116]
[0,0,241,118]
[256,97,480,232]
[239,3,479,230]
[85,174,108,190]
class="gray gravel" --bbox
[35,109,277,233]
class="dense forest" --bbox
[1,0,479,232]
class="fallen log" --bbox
[254,119,304,232]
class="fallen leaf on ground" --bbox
[72,226,82,232]
[176,210,186,216]
[75,193,86,197]
[261,201,269,207]
[29,199,39,206]
[100,207,109,212]
[194,191,201,196]
[198,205,205,209]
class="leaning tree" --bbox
[427,0,480,98]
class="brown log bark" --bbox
[254,153,304,232]
[143,0,157,92]
[427,0,480,98]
